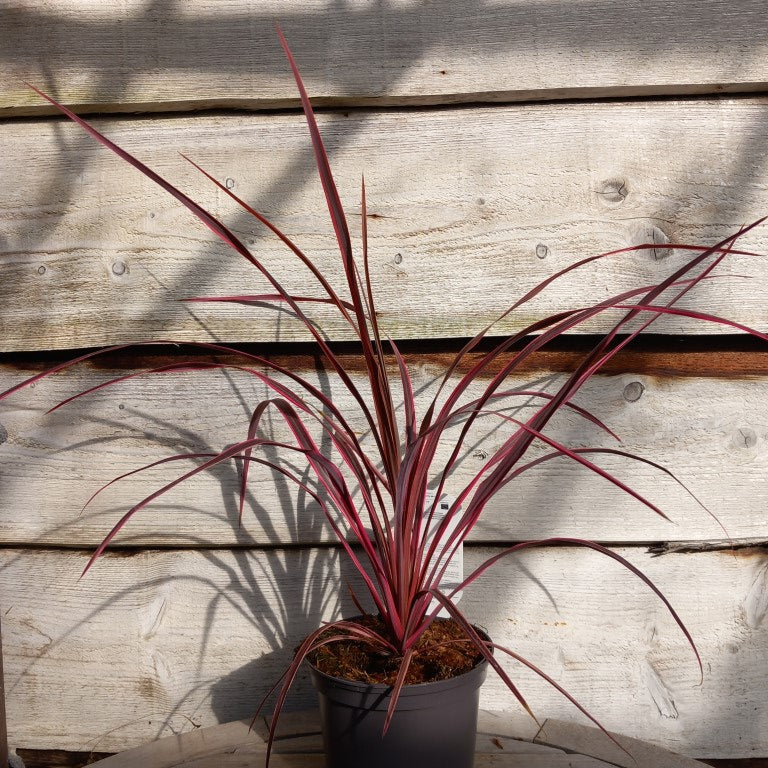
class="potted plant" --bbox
[4,28,766,768]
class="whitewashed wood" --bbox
[85,711,570,766]
[3,100,768,351]
[477,710,543,743]
[90,746,618,767]
[535,719,709,768]
[0,616,7,768]
[119,757,606,768]
[2,545,767,756]
[2,1,768,116]
[85,719,266,768]
[1,361,768,546]
[165,757,321,768]
[169,757,608,768]
[18,708,712,768]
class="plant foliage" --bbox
[4,26,767,763]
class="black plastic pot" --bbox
[308,636,489,768]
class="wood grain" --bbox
[3,3,768,765]
[1,545,766,756]
[82,707,713,768]
[14,751,112,768]
[535,718,710,767]
[2,1,768,116]
[1,354,767,546]
[0,617,7,768]
[18,727,768,768]
[2,99,768,351]
[75,711,580,766]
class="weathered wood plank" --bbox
[1,545,766,757]
[14,750,112,768]
[92,751,611,768]
[70,711,584,766]
[83,711,640,768]
[2,100,768,351]
[2,1,768,116]
[0,617,8,768]
[169,757,605,768]
[1,354,767,546]
[535,718,710,768]
[19,731,765,768]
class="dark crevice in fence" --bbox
[3,335,768,379]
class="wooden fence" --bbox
[1,1,768,764]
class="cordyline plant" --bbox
[4,27,768,762]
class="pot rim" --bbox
[307,622,492,696]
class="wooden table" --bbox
[88,710,709,767]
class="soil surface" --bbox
[307,615,486,685]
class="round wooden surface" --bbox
[87,709,709,767]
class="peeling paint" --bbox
[150,649,172,701]
[644,622,658,645]
[744,560,768,629]
[642,660,678,719]
[142,596,168,640]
